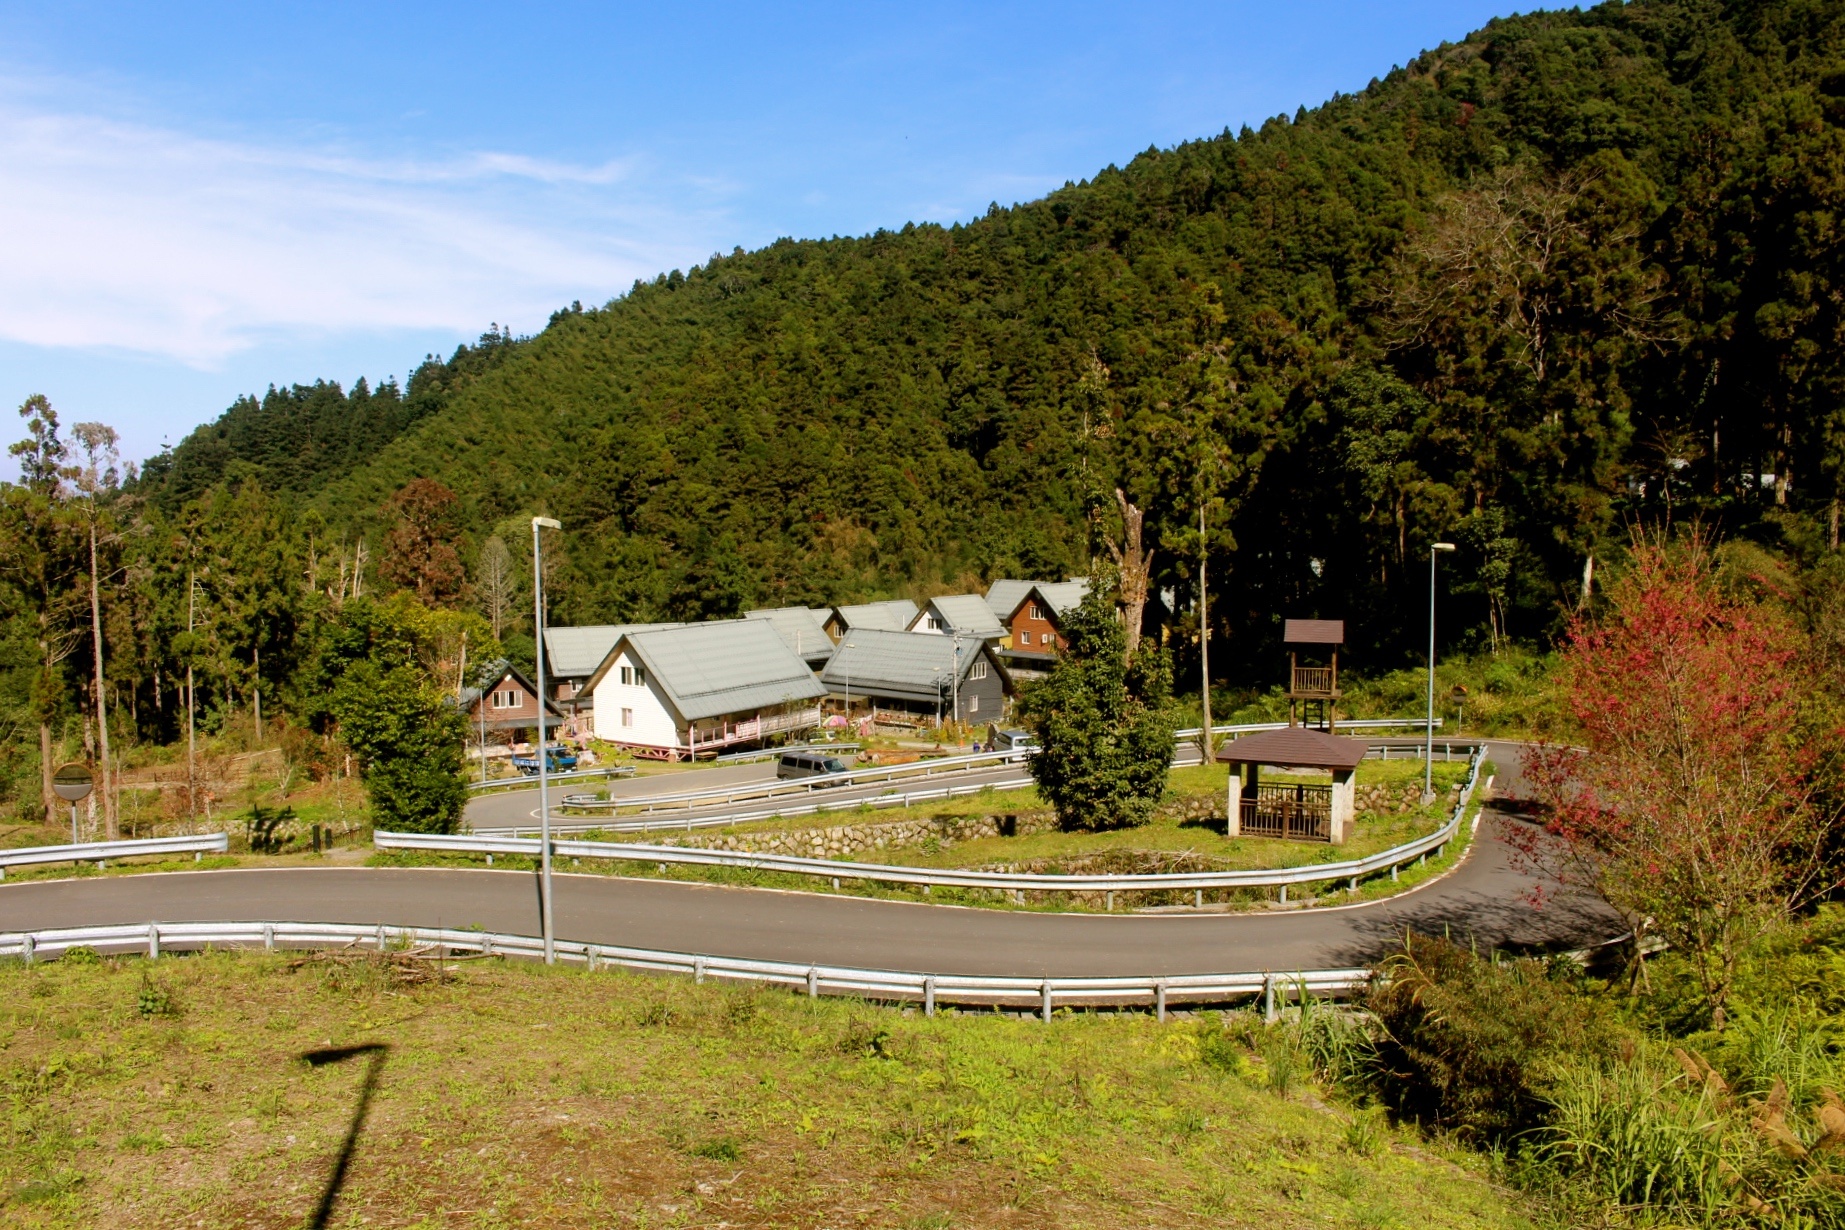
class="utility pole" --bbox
[1198,503,1213,765]
[1425,542,1457,802]
[186,566,197,823]
[88,519,116,838]
[532,516,562,964]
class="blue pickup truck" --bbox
[510,746,579,776]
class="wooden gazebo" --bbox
[1219,726,1364,844]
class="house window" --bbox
[621,708,634,728]
[491,689,520,710]
[1044,633,1057,649]
[635,666,647,687]
[1029,602,1046,621]
[1019,630,1032,646]
[619,666,630,685]
[968,694,979,713]
[927,615,942,630]
[970,660,988,680]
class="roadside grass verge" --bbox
[0,950,1534,1229]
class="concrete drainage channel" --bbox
[0,919,1366,1022]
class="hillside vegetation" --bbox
[139,0,1845,665]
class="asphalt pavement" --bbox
[0,741,1621,976]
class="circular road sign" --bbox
[52,762,94,803]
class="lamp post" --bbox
[1425,541,1457,803]
[532,515,562,964]
[949,633,962,745]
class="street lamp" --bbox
[1425,542,1457,803]
[532,515,562,964]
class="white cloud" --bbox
[0,101,723,367]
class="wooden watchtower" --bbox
[1283,619,1343,732]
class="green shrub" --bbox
[1362,933,1617,1145]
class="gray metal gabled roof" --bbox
[745,606,834,661]
[829,599,919,633]
[820,629,999,704]
[544,623,686,679]
[613,620,827,723]
[913,594,1006,639]
[984,579,1036,621]
[1008,579,1090,622]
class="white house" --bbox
[907,593,1006,641]
[586,620,828,759]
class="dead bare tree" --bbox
[1106,488,1154,660]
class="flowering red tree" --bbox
[1525,541,1837,1027]
[380,479,465,605]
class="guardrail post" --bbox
[195,851,202,862]
[586,945,600,972]
[1391,864,1399,882]
[263,924,274,951]
[1155,982,1168,1023]
[1194,889,1203,909]
[1105,890,1115,912]
[375,924,387,952]
[694,957,707,985]
[147,922,159,960]
[1348,876,1358,894]
[486,854,494,866]
[1040,980,1053,1023]
[831,877,840,891]
[806,967,818,998]
[481,934,493,958]
[923,977,936,1017]
[1278,884,1288,906]
[1263,974,1277,1024]
[21,933,33,964]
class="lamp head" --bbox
[1432,542,1457,552]
[533,516,562,530]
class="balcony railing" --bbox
[1290,666,1337,696]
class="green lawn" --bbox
[0,949,1534,1229]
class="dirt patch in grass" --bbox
[0,950,1533,1229]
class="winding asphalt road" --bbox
[0,742,1619,976]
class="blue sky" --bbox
[0,1,1511,463]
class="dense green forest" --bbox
[6,0,1845,823]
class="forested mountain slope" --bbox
[144,0,1845,663]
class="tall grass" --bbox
[1542,1055,1732,1221]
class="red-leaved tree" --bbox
[1524,539,1838,1027]
[380,479,465,605]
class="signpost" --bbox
[52,763,94,844]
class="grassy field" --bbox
[0,950,1534,1229]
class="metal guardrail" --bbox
[0,918,1367,1019]
[1174,717,1444,740]
[714,742,861,765]
[399,745,1488,899]
[474,740,1476,839]
[466,764,636,793]
[0,833,229,879]
[474,777,1037,838]
[557,746,1035,814]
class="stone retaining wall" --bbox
[659,808,1059,860]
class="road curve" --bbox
[0,743,1619,976]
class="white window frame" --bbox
[491,688,520,710]
[968,694,979,713]
[621,707,635,728]
[970,659,988,680]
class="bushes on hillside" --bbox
[1362,933,1617,1144]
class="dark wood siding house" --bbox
[461,662,568,743]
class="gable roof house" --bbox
[983,579,1037,626]
[745,606,835,669]
[823,599,919,642]
[820,629,1012,728]
[586,620,828,759]
[999,579,1091,675]
[907,594,1007,641]
[460,661,568,740]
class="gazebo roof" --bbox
[1283,619,1344,645]
[1219,727,1365,771]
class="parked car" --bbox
[776,751,852,782]
[990,729,1038,756]
[511,745,579,776]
